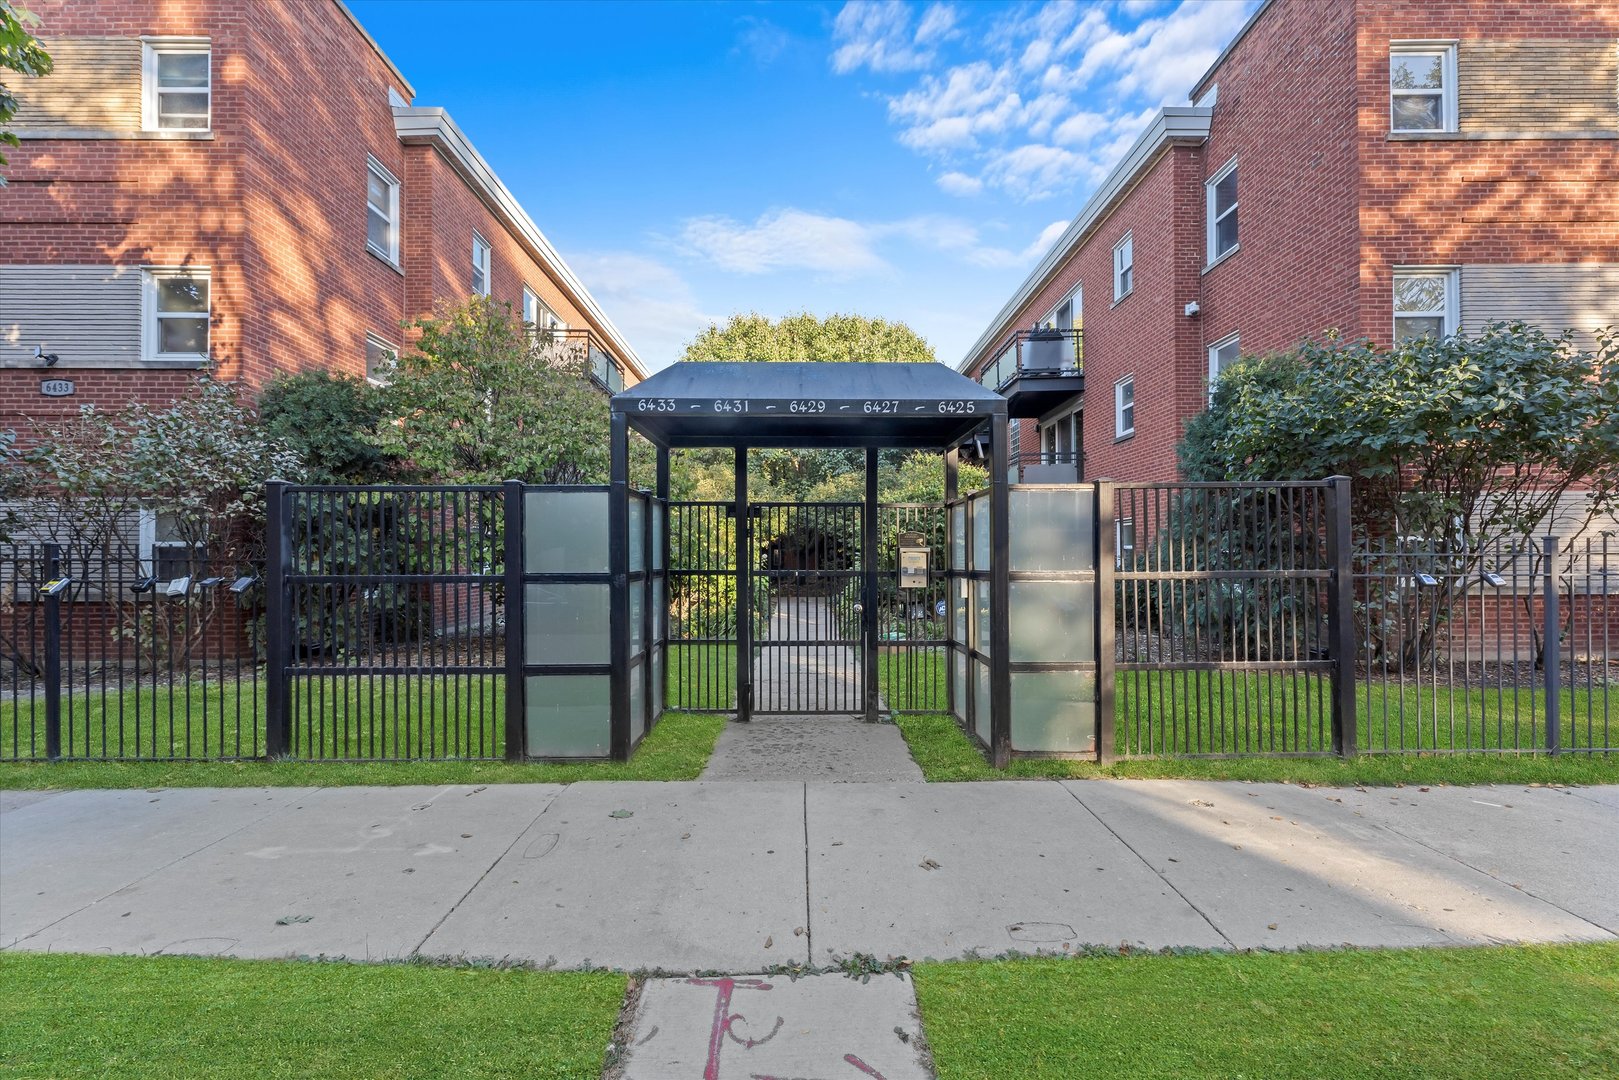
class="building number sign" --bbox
[40,379,76,397]
[633,397,979,415]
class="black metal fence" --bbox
[2,542,263,761]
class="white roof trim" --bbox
[957,107,1212,372]
[394,107,646,379]
[332,0,416,101]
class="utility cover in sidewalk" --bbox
[616,971,932,1079]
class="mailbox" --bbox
[898,531,929,591]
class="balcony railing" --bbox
[534,327,628,394]
[1013,450,1083,484]
[977,327,1083,393]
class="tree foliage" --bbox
[1181,322,1619,544]
[372,296,611,485]
[0,2,51,182]
[680,311,936,364]
[259,371,400,484]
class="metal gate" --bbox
[749,502,865,713]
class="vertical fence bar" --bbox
[42,543,63,762]
[989,411,1012,768]
[263,480,290,758]
[734,448,751,722]
[502,480,525,761]
[1325,476,1356,756]
[1543,534,1561,756]
[863,448,880,721]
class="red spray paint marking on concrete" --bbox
[687,977,780,1080]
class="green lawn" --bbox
[895,711,1619,786]
[913,944,1619,1079]
[0,708,724,789]
[0,953,624,1079]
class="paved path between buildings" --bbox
[3,781,1615,972]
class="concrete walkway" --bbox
[3,782,1614,971]
[702,715,924,782]
[754,596,862,713]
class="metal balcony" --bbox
[535,327,628,394]
[976,327,1083,418]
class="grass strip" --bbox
[0,952,625,1079]
[913,944,1619,1079]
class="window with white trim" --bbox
[1116,518,1136,570]
[1114,376,1135,439]
[523,286,562,332]
[1393,269,1457,341]
[143,268,209,360]
[142,40,210,131]
[366,157,400,264]
[1039,406,1080,465]
[1206,157,1238,264]
[1113,232,1133,301]
[139,508,205,588]
[1208,333,1241,390]
[471,232,491,297]
[1390,43,1457,133]
[365,333,396,386]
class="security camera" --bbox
[34,344,60,366]
[1183,302,1201,318]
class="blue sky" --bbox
[347,0,1259,369]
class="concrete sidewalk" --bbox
[2,781,1614,970]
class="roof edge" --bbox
[393,107,647,380]
[332,0,416,101]
[956,106,1212,372]
[1189,0,1274,102]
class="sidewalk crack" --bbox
[411,784,567,958]
[802,781,814,965]
[1058,782,1235,949]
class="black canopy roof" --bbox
[612,361,1005,449]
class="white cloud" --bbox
[833,0,1258,200]
[936,170,984,196]
[680,209,889,276]
[832,1,941,74]
[733,17,789,65]
[674,207,1059,277]
[569,252,718,371]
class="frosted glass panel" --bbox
[525,674,610,757]
[973,658,990,743]
[1010,581,1095,663]
[630,582,644,656]
[952,647,967,723]
[652,577,666,643]
[970,497,991,571]
[951,505,966,570]
[1010,488,1094,571]
[652,645,665,714]
[629,497,646,573]
[974,579,991,655]
[525,583,609,665]
[653,505,665,569]
[525,490,608,573]
[1011,670,1097,753]
[630,660,646,743]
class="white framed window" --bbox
[139,507,204,589]
[1392,268,1458,342]
[366,157,400,264]
[1039,405,1080,464]
[1114,376,1135,439]
[1045,284,1080,331]
[142,267,210,360]
[1208,333,1241,391]
[365,333,396,386]
[142,39,211,132]
[1206,156,1238,265]
[471,232,491,297]
[523,286,562,332]
[1113,232,1133,301]
[1390,43,1457,133]
[1116,518,1136,570]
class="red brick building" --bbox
[960,0,1619,525]
[1,0,643,444]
